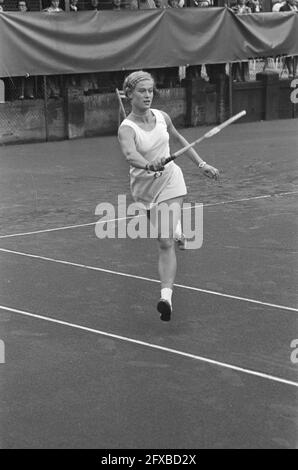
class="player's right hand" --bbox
[147,156,166,172]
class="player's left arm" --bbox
[161,111,219,180]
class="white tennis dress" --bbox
[119,109,187,209]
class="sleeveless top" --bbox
[119,109,181,206]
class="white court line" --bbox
[0,246,297,314]
[0,304,297,388]
[0,190,297,240]
[0,216,134,240]
[203,191,298,207]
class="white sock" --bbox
[161,288,172,306]
[174,220,182,240]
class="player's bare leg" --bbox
[150,196,183,321]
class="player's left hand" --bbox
[202,164,219,180]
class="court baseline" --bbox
[0,304,297,388]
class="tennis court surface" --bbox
[0,119,297,449]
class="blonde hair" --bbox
[123,71,154,97]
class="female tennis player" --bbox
[118,70,219,321]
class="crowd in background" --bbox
[0,0,215,10]
[0,0,264,12]
[1,0,298,13]
[1,0,298,11]
[0,0,297,101]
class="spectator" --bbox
[272,0,285,10]
[43,0,64,11]
[0,1,6,100]
[280,0,297,9]
[126,0,139,8]
[70,0,79,10]
[232,0,251,82]
[168,0,185,8]
[139,0,157,8]
[281,0,297,9]
[44,75,61,98]
[195,0,211,5]
[90,0,100,9]
[79,0,101,97]
[42,1,64,97]
[15,1,35,99]
[18,0,29,10]
[185,0,211,81]
[113,0,123,9]
[232,0,251,13]
[156,0,182,87]
[188,0,210,5]
[247,0,262,11]
[280,0,298,77]
[67,1,81,89]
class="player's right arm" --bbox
[118,125,165,172]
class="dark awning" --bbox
[0,8,297,77]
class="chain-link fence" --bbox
[247,58,294,81]
[0,92,46,142]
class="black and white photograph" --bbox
[0,1,297,453]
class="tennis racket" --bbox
[116,88,127,125]
[164,110,246,165]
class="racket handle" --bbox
[164,155,176,165]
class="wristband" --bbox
[198,161,207,168]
